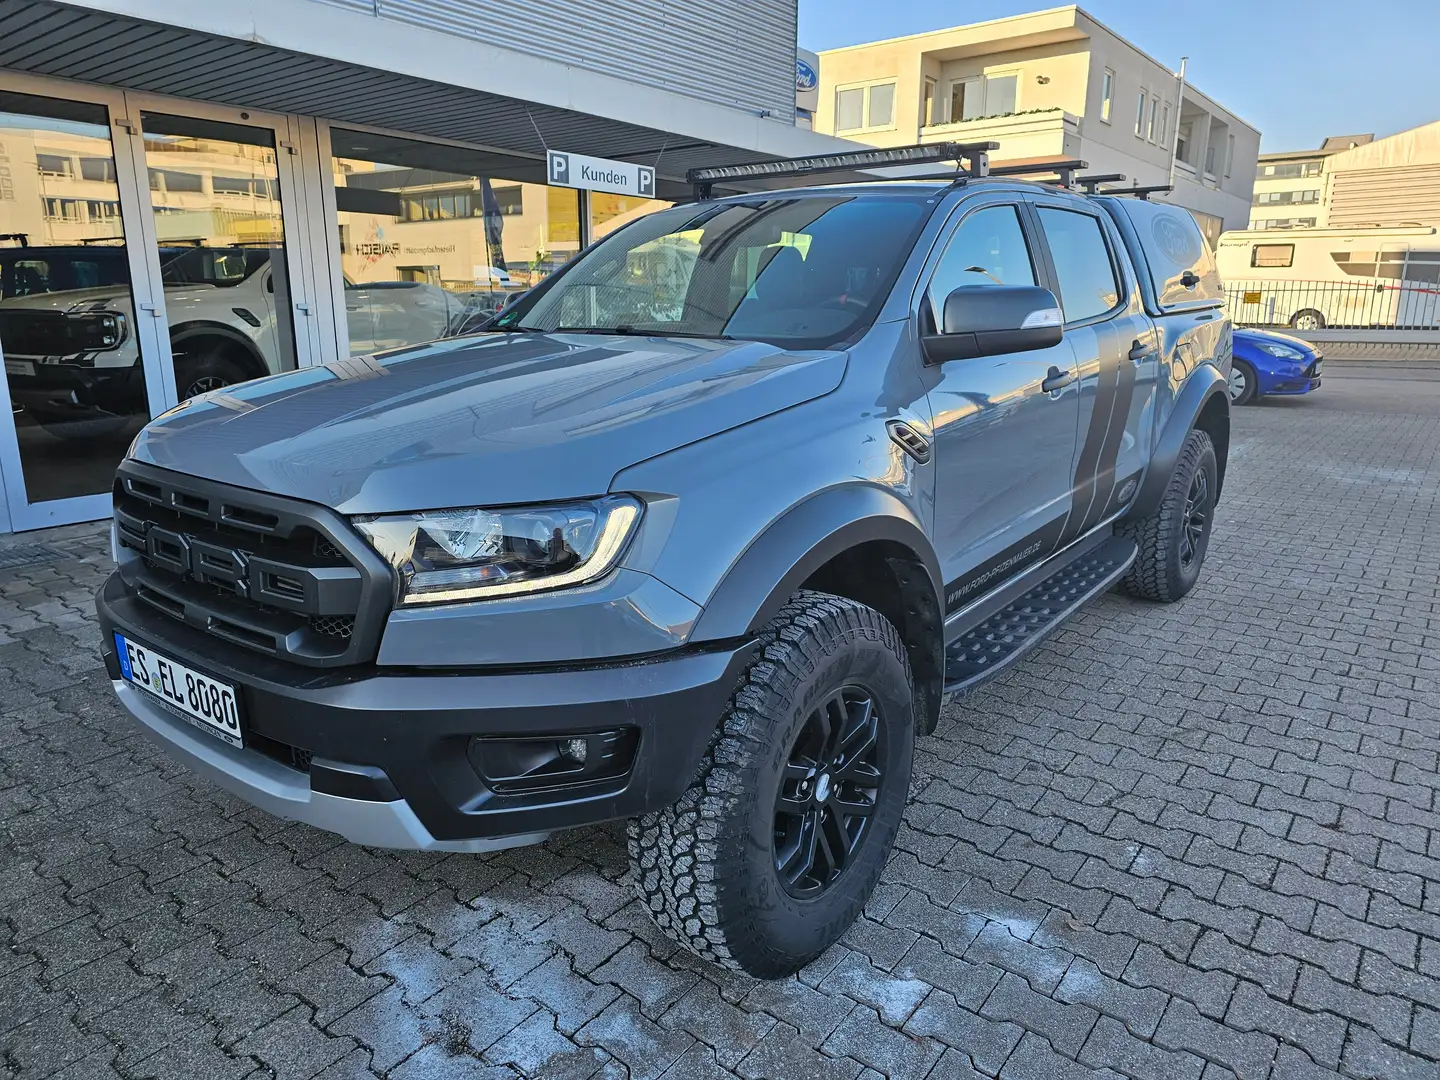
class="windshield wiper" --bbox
[545,325,734,340]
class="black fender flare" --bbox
[1128,363,1230,521]
[168,321,268,379]
[689,484,942,642]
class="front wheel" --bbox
[628,591,915,978]
[175,345,252,402]
[1228,360,1257,405]
[1115,429,1217,603]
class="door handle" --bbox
[1042,366,1076,393]
[1128,339,1154,363]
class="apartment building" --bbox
[813,5,1260,242]
[1249,135,1372,230]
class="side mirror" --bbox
[922,284,1064,364]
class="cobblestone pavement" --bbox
[3,363,1440,1080]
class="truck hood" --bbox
[0,279,240,313]
[131,332,847,513]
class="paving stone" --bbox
[1055,958,1168,1039]
[658,979,773,1068]
[903,989,1022,1074]
[823,1004,944,1079]
[576,996,695,1080]
[232,1004,360,1080]
[734,1020,864,1080]
[419,970,538,1055]
[1079,1015,1206,1080]
[1152,999,1279,1080]
[981,971,1099,1058]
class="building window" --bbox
[79,157,115,183]
[1135,90,1147,136]
[836,88,864,131]
[1161,103,1170,146]
[868,82,896,128]
[1100,69,1114,123]
[1226,133,1235,177]
[1260,160,1323,179]
[949,72,1020,123]
[835,80,897,132]
[36,152,72,177]
[1251,243,1295,267]
[1205,143,1217,175]
[1147,97,1159,142]
[923,77,937,126]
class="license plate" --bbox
[4,359,34,377]
[1312,361,1323,375]
[114,632,243,747]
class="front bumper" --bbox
[99,573,755,850]
[7,359,145,422]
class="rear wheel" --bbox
[1289,309,1325,331]
[628,590,915,978]
[1116,429,1217,603]
[1228,360,1257,405]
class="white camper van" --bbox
[1216,226,1440,330]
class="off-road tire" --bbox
[1116,429,1217,603]
[627,590,915,978]
[175,344,252,402]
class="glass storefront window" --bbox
[139,113,300,399]
[590,192,673,242]
[0,90,151,506]
[331,129,581,354]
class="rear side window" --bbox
[1252,243,1294,268]
[927,205,1036,320]
[1036,207,1120,323]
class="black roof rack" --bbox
[1076,173,1128,194]
[686,141,998,199]
[1095,183,1173,201]
[686,145,1166,201]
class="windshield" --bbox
[158,246,270,288]
[495,194,935,348]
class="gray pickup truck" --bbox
[97,143,1231,978]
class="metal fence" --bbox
[1222,279,1440,331]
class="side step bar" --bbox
[943,535,1137,696]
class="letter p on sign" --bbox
[548,150,569,185]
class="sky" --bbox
[798,0,1440,151]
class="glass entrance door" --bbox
[136,112,302,401]
[0,87,169,530]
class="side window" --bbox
[1036,208,1120,323]
[927,205,1036,322]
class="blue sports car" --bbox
[1228,327,1323,405]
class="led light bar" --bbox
[687,141,999,197]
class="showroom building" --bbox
[0,0,850,532]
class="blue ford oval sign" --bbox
[796,58,818,92]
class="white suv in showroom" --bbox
[0,245,465,435]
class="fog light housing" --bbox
[468,729,637,794]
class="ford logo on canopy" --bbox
[796,58,818,91]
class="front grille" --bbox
[113,461,389,667]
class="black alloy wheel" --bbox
[1180,467,1210,569]
[773,685,884,899]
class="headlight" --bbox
[1258,342,1306,361]
[354,497,642,604]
